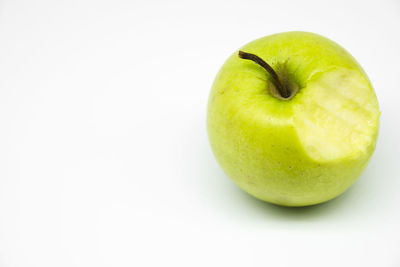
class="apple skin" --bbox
[207,31,380,206]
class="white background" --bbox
[0,0,399,266]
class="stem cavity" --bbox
[238,51,290,98]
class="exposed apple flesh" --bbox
[293,68,378,161]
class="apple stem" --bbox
[238,51,289,98]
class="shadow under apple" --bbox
[232,182,359,221]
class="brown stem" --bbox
[238,51,289,98]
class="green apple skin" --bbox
[207,31,380,207]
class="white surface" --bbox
[0,0,399,266]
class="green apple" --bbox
[207,31,380,207]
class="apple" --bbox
[207,31,380,206]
